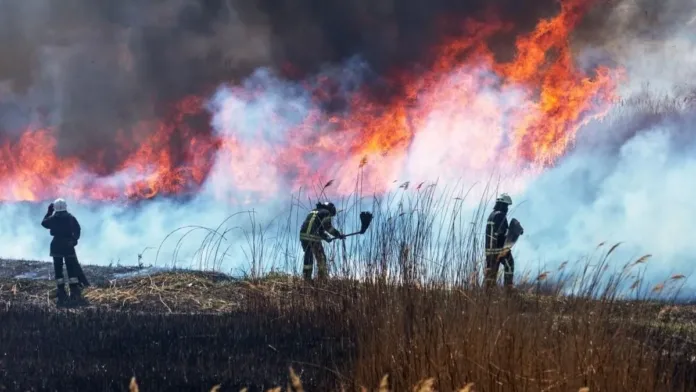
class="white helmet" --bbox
[53,198,67,212]
[496,193,512,205]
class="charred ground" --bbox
[1,258,695,391]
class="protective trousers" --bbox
[53,256,82,300]
[485,251,514,289]
[301,240,327,281]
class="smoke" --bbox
[511,0,696,294]
[514,109,696,294]
[0,0,643,150]
[0,0,695,294]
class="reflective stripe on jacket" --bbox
[485,209,509,255]
[300,209,339,242]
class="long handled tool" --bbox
[75,262,91,287]
[343,211,374,238]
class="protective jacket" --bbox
[42,210,81,257]
[300,208,341,243]
[485,208,508,255]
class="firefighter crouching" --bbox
[41,198,89,306]
[299,202,346,281]
[485,193,522,290]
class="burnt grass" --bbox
[0,265,352,391]
[1,259,696,391]
[0,306,349,391]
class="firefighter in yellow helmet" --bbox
[484,193,521,290]
[299,202,345,281]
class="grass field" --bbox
[1,260,695,392]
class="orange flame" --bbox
[0,96,219,202]
[0,0,622,203]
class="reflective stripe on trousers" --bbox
[55,277,79,285]
[485,253,514,287]
[302,241,327,280]
[485,245,512,255]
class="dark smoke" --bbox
[0,0,683,176]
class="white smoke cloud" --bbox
[514,122,696,279]
[511,25,696,294]
[0,61,375,276]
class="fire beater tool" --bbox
[342,211,374,238]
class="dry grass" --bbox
[83,272,245,313]
[127,367,592,392]
[5,265,693,390]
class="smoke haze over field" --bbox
[0,0,695,293]
[515,1,696,289]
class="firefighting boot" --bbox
[56,285,69,307]
[69,283,88,306]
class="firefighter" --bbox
[299,201,346,281]
[484,193,519,290]
[41,198,88,306]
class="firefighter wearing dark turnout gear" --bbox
[41,198,88,306]
[299,202,345,281]
[485,193,518,289]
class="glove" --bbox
[47,203,54,214]
[337,233,346,240]
[325,237,333,243]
